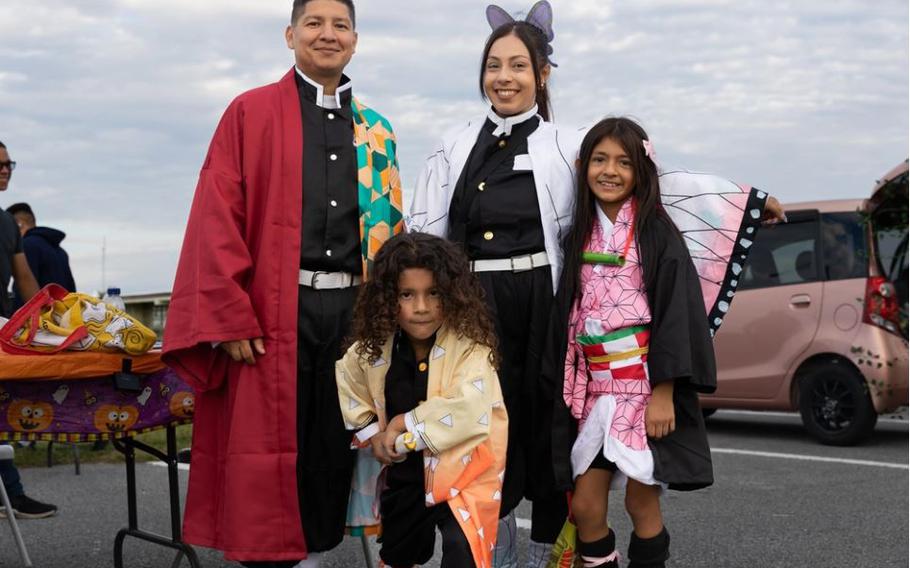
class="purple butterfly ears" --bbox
[486,0,558,67]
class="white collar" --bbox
[595,202,615,238]
[294,66,352,110]
[487,104,539,137]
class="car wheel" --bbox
[798,363,878,446]
[702,408,717,419]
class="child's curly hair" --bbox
[348,232,499,367]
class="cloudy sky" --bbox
[0,0,907,295]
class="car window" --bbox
[739,214,820,291]
[821,212,868,281]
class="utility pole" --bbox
[101,235,106,296]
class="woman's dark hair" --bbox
[479,22,552,121]
[292,0,356,28]
[349,232,499,367]
[562,117,676,298]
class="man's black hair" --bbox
[6,202,35,226]
[291,0,355,28]
[6,203,35,217]
[6,202,34,220]
[0,141,6,149]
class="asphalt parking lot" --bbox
[1,410,906,568]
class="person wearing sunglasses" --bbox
[0,139,57,521]
[0,156,15,193]
[0,140,38,319]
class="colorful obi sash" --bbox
[577,326,651,400]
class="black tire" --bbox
[798,363,878,446]
[701,408,718,419]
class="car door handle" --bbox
[790,294,811,307]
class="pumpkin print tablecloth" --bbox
[0,367,193,442]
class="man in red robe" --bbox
[163,1,403,565]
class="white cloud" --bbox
[0,0,906,295]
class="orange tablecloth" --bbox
[0,350,166,381]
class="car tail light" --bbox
[863,276,901,335]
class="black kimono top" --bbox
[447,107,546,260]
[384,333,432,488]
[294,68,361,274]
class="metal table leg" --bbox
[111,424,200,568]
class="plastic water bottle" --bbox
[104,287,126,311]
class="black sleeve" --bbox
[645,223,717,393]
[539,274,572,403]
[540,265,579,491]
[14,235,22,254]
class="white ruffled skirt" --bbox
[570,395,662,489]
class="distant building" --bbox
[122,292,170,339]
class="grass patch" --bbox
[10,424,193,469]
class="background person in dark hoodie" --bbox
[6,202,77,309]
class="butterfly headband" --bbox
[643,140,658,167]
[486,0,558,67]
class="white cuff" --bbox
[354,422,381,444]
[410,435,428,452]
[404,411,418,433]
[403,412,428,452]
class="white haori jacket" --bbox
[407,112,582,290]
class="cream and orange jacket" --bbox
[336,326,508,568]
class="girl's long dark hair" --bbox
[348,232,499,367]
[478,22,552,121]
[562,117,677,298]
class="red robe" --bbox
[162,69,315,561]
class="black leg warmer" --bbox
[576,530,618,567]
[627,527,670,568]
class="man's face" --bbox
[285,0,357,83]
[0,147,11,192]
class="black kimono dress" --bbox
[447,112,567,541]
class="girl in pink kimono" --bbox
[336,232,508,568]
[547,117,782,567]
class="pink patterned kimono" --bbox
[562,172,767,485]
[553,170,769,492]
[563,198,659,485]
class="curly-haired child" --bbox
[336,232,508,568]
